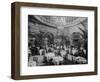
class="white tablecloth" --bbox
[52,56,64,65]
[45,52,55,62]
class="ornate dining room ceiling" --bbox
[34,15,87,28]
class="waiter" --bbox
[30,37,39,56]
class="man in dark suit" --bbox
[30,37,40,56]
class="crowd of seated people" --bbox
[28,36,87,66]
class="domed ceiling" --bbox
[34,15,87,28]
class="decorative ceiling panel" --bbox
[34,15,87,28]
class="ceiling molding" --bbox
[34,16,87,28]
